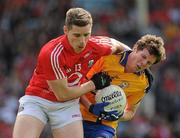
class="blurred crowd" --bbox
[0,0,179,138]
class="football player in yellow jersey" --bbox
[80,34,166,138]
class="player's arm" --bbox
[118,69,154,121]
[80,95,92,109]
[47,79,94,102]
[79,57,104,108]
[110,38,131,54]
[118,102,140,121]
[80,95,107,117]
[80,58,112,116]
[47,72,111,102]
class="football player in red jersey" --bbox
[13,7,129,138]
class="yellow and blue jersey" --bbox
[80,51,154,129]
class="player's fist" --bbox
[89,102,120,121]
[100,111,124,121]
[91,72,112,90]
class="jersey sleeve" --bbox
[86,57,104,79]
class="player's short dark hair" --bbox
[135,34,166,64]
[65,7,93,30]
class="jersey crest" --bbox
[88,59,94,68]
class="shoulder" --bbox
[39,36,65,61]
[41,42,64,57]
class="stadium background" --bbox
[0,0,179,138]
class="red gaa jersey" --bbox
[25,35,113,101]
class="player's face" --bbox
[127,48,156,72]
[64,24,92,53]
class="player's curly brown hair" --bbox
[65,7,93,30]
[134,34,166,64]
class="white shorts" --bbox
[17,95,82,129]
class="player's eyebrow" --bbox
[73,32,90,37]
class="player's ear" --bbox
[132,45,137,52]
[63,26,68,34]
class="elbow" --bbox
[53,88,73,102]
[56,97,67,102]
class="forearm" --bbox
[48,79,95,102]
[48,72,111,102]
[80,95,92,109]
[119,103,139,121]
[118,110,135,121]
[110,38,131,54]
[56,81,95,102]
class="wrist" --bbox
[118,111,133,121]
[89,80,96,90]
[81,81,95,92]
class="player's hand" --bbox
[89,102,123,122]
[91,72,112,90]
[89,102,110,116]
[100,111,124,121]
[89,102,119,119]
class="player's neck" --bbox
[124,65,134,73]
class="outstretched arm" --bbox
[110,38,131,54]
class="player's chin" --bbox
[79,47,85,52]
[75,48,85,53]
